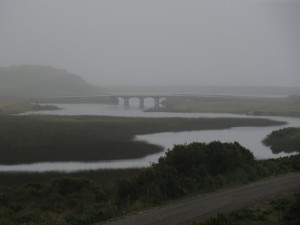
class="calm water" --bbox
[1,101,299,172]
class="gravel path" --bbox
[102,172,300,225]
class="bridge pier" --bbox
[120,95,162,109]
[139,97,145,109]
[123,97,130,108]
[154,97,161,108]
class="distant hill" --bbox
[0,65,105,97]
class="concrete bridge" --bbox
[31,93,207,109]
[32,93,169,109]
[87,93,170,109]
[92,93,208,108]
[116,94,165,109]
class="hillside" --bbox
[0,65,104,97]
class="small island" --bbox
[263,127,300,154]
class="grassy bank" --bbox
[0,97,119,115]
[149,96,300,117]
[0,115,285,164]
[0,99,59,115]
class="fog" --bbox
[0,0,299,86]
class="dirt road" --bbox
[102,172,300,225]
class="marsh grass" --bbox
[0,115,285,164]
[151,96,300,117]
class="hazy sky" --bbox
[0,0,299,86]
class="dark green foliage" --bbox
[0,168,140,187]
[283,193,300,225]
[160,141,255,177]
[65,202,118,225]
[259,154,300,174]
[263,127,300,153]
[0,177,111,225]
[116,142,257,205]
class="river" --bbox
[1,100,299,172]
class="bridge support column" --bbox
[123,97,130,108]
[154,97,160,108]
[139,97,145,109]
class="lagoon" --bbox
[2,100,299,172]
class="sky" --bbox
[0,0,299,86]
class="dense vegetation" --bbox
[263,127,300,154]
[193,191,300,225]
[0,169,140,187]
[0,142,299,225]
[0,115,284,164]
